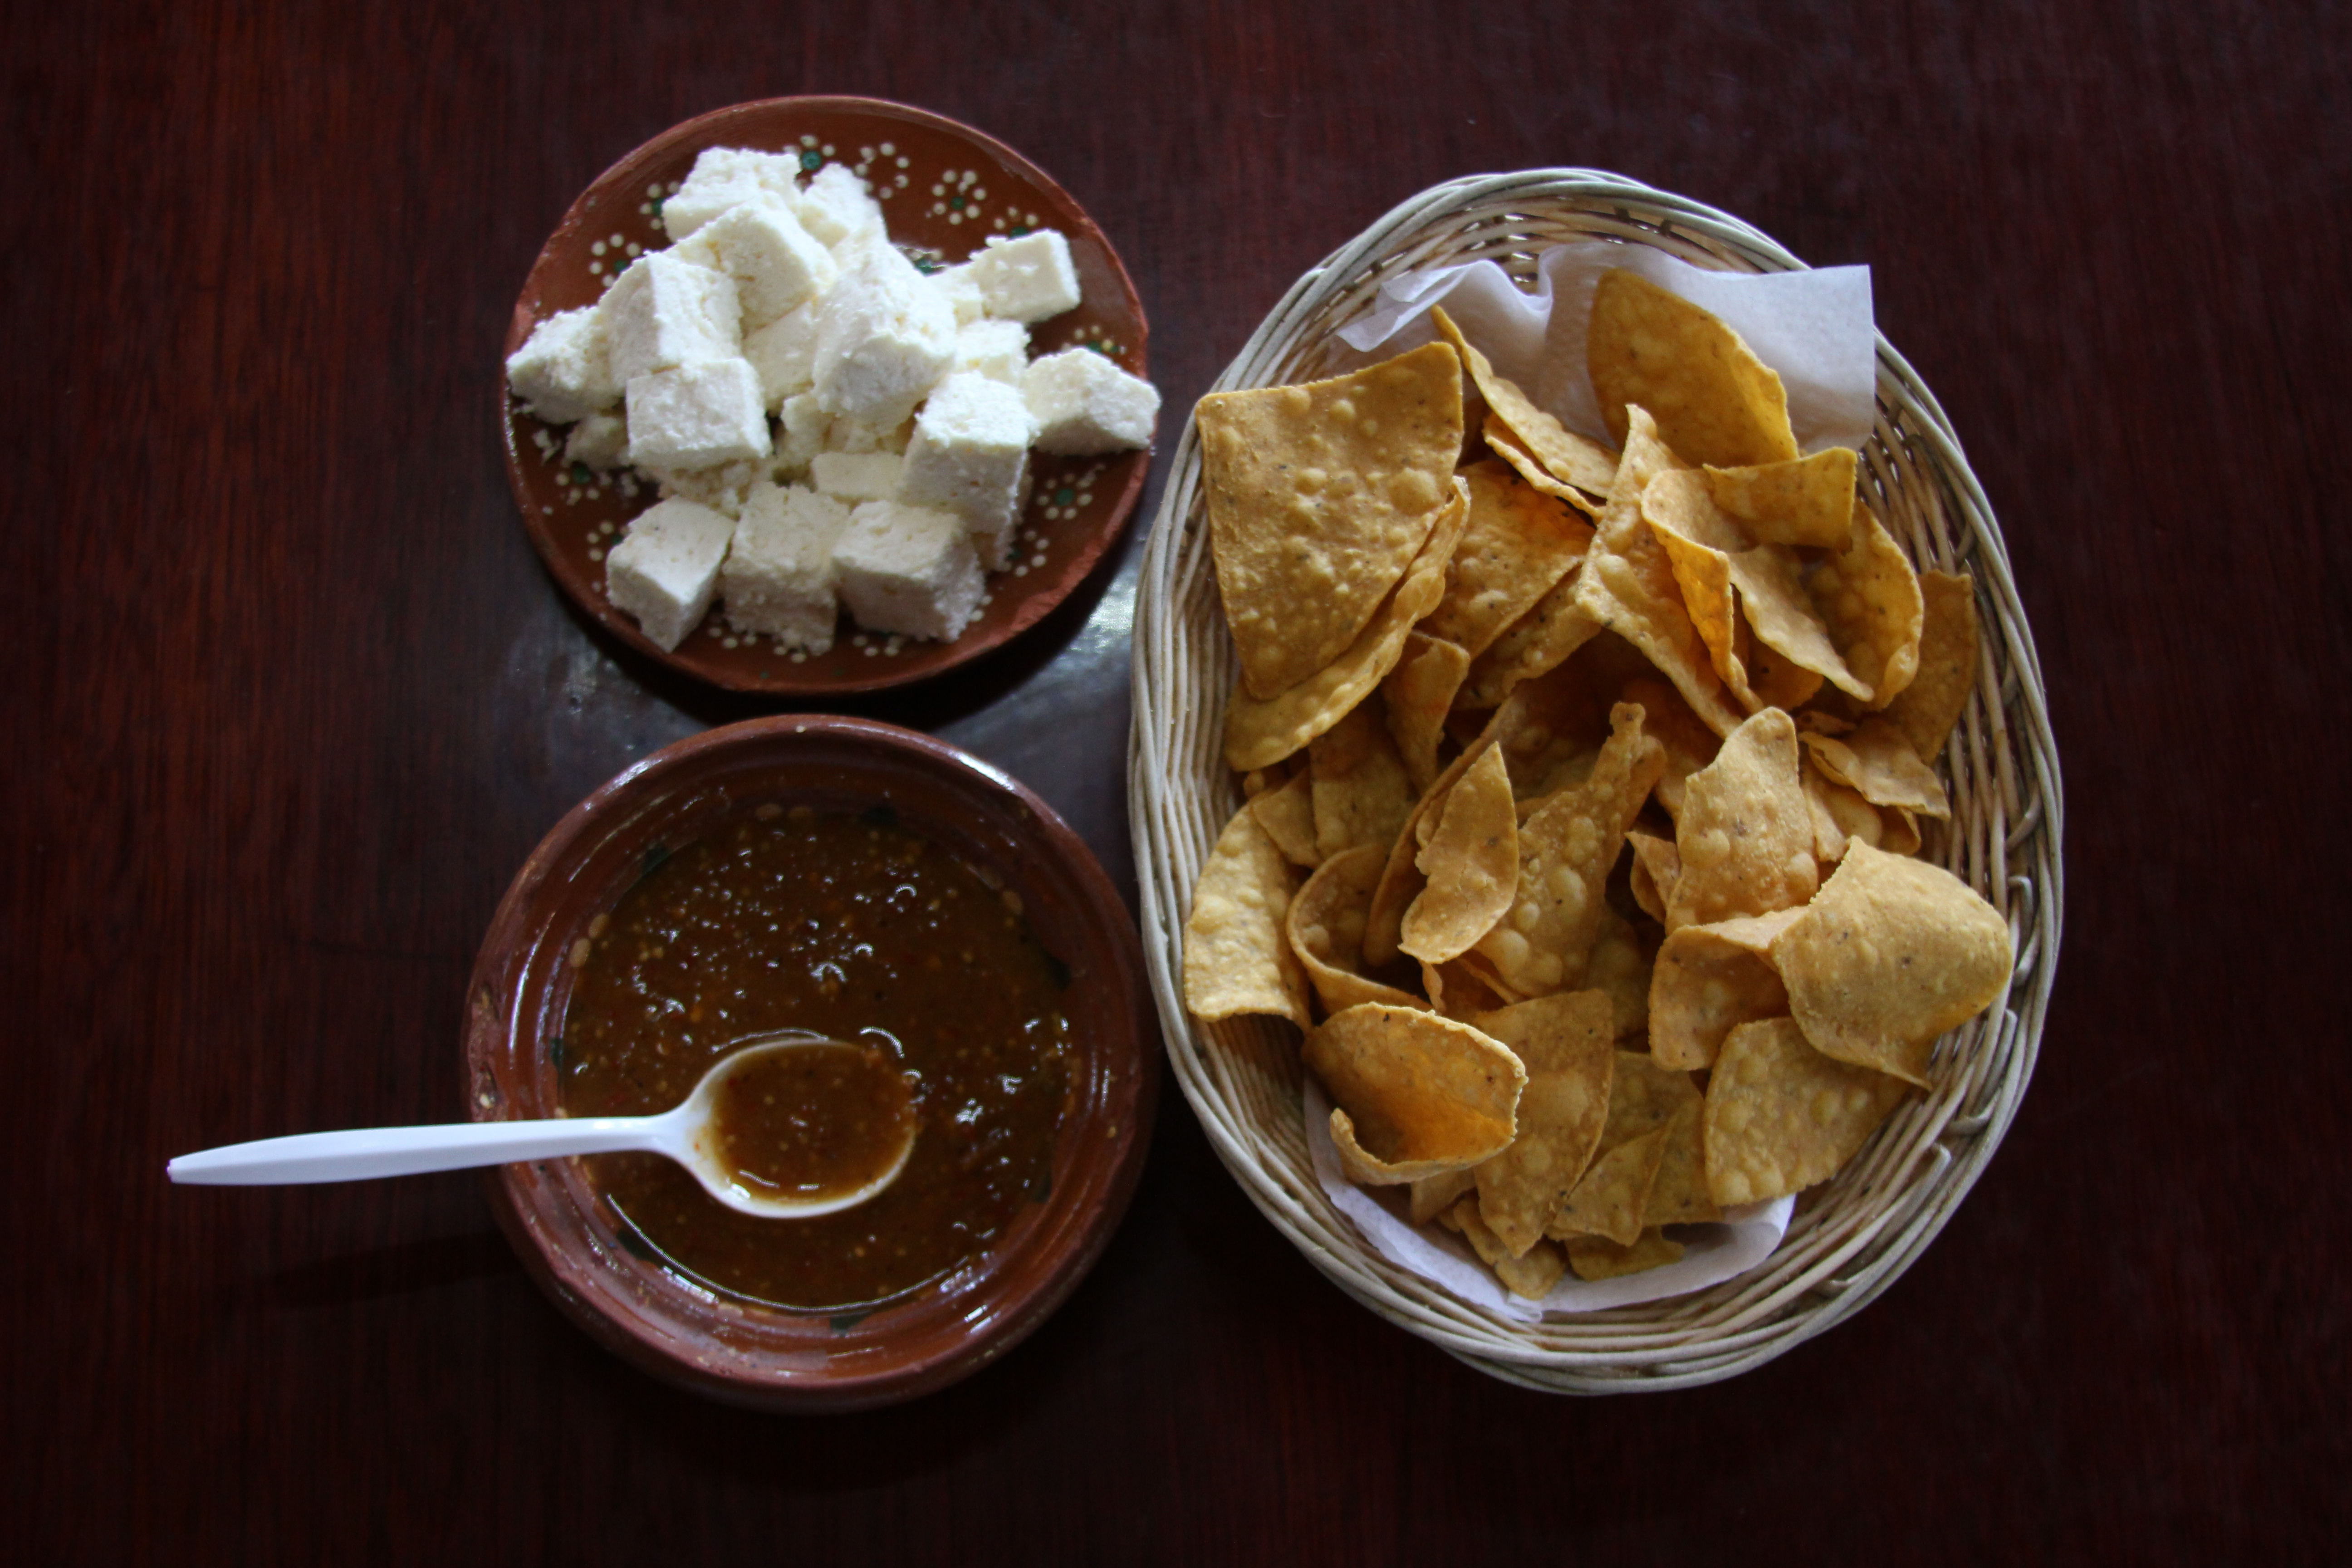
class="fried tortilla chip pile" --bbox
[1182,277,2013,1300]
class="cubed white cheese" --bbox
[924,262,986,327]
[674,198,838,331]
[605,497,735,650]
[811,451,904,501]
[604,252,742,385]
[833,500,985,642]
[743,302,819,410]
[624,358,771,468]
[506,306,620,424]
[952,317,1029,386]
[723,481,848,652]
[813,236,956,424]
[564,410,629,470]
[1021,347,1159,453]
[795,162,886,249]
[900,372,1035,564]
[823,412,912,454]
[969,230,1082,323]
[637,456,768,519]
[662,147,804,240]
[777,391,828,473]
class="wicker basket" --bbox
[1127,170,2063,1392]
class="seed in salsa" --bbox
[704,1040,916,1203]
[560,804,1073,1311]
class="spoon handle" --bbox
[166,1117,664,1186]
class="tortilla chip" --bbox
[1432,305,1617,496]
[1704,1017,1909,1205]
[1800,718,1951,819]
[1223,478,1469,770]
[1566,1228,1686,1281]
[1484,416,1604,516]
[1422,460,1596,660]
[1649,920,1791,1069]
[1182,804,1312,1025]
[1769,842,2014,1087]
[1801,752,1886,863]
[1475,702,1663,995]
[1593,1051,1702,1167]
[1468,990,1616,1254]
[1570,406,1746,737]
[1382,631,1472,792]
[1622,674,1720,821]
[1303,1002,1527,1183]
[1410,1167,1476,1226]
[1458,572,1605,710]
[1645,1101,1721,1225]
[1200,342,1465,698]
[1587,268,1799,467]
[1452,1197,1568,1299]
[1248,771,1321,867]
[1813,502,1924,709]
[1704,447,1857,549]
[1881,569,1980,764]
[1583,908,1656,1040]
[1286,844,1426,1015]
[1667,708,1818,928]
[1627,829,1680,923]
[1719,541,1865,700]
[1549,1119,1671,1245]
[1401,743,1519,964]
[1310,700,1417,860]
[1424,956,1517,1021]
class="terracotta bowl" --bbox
[462,716,1156,1410]
[501,97,1154,695]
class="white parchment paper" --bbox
[1304,1078,1791,1319]
[1332,241,1876,455]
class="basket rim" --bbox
[1127,167,2063,1392]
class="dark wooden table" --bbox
[8,2,2345,1560]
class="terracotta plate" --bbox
[501,98,1153,695]
[464,716,1157,1410]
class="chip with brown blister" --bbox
[1799,717,1950,820]
[1473,701,1662,996]
[1468,990,1616,1255]
[1182,804,1312,1026]
[1667,707,1818,929]
[1432,305,1619,497]
[1648,917,1792,1069]
[1881,569,1980,764]
[1587,269,1799,468]
[1248,771,1321,868]
[1422,460,1596,661]
[1382,631,1472,792]
[1200,342,1465,699]
[1704,1017,1909,1206]
[1565,1228,1686,1282]
[1310,699,1417,861]
[1401,743,1519,964]
[1769,841,2014,1087]
[1704,447,1857,549]
[1286,845,1425,1016]
[1223,478,1469,771]
[1303,1003,1527,1184]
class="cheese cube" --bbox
[833,500,985,642]
[637,457,766,519]
[969,230,1082,323]
[564,410,629,470]
[811,451,903,502]
[624,358,771,468]
[605,498,735,650]
[796,162,885,249]
[723,482,848,652]
[662,147,804,240]
[900,372,1035,564]
[823,412,912,454]
[953,318,1029,385]
[674,198,838,331]
[925,263,986,327]
[605,252,742,385]
[1021,348,1159,453]
[777,392,828,472]
[744,303,819,410]
[813,236,956,424]
[506,306,620,424]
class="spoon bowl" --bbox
[167,1031,917,1218]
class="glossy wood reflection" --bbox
[5,0,2347,1562]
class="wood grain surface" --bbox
[5,0,2346,1561]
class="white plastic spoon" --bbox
[166,1032,917,1219]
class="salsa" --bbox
[559,804,1073,1311]
[705,1039,916,1203]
